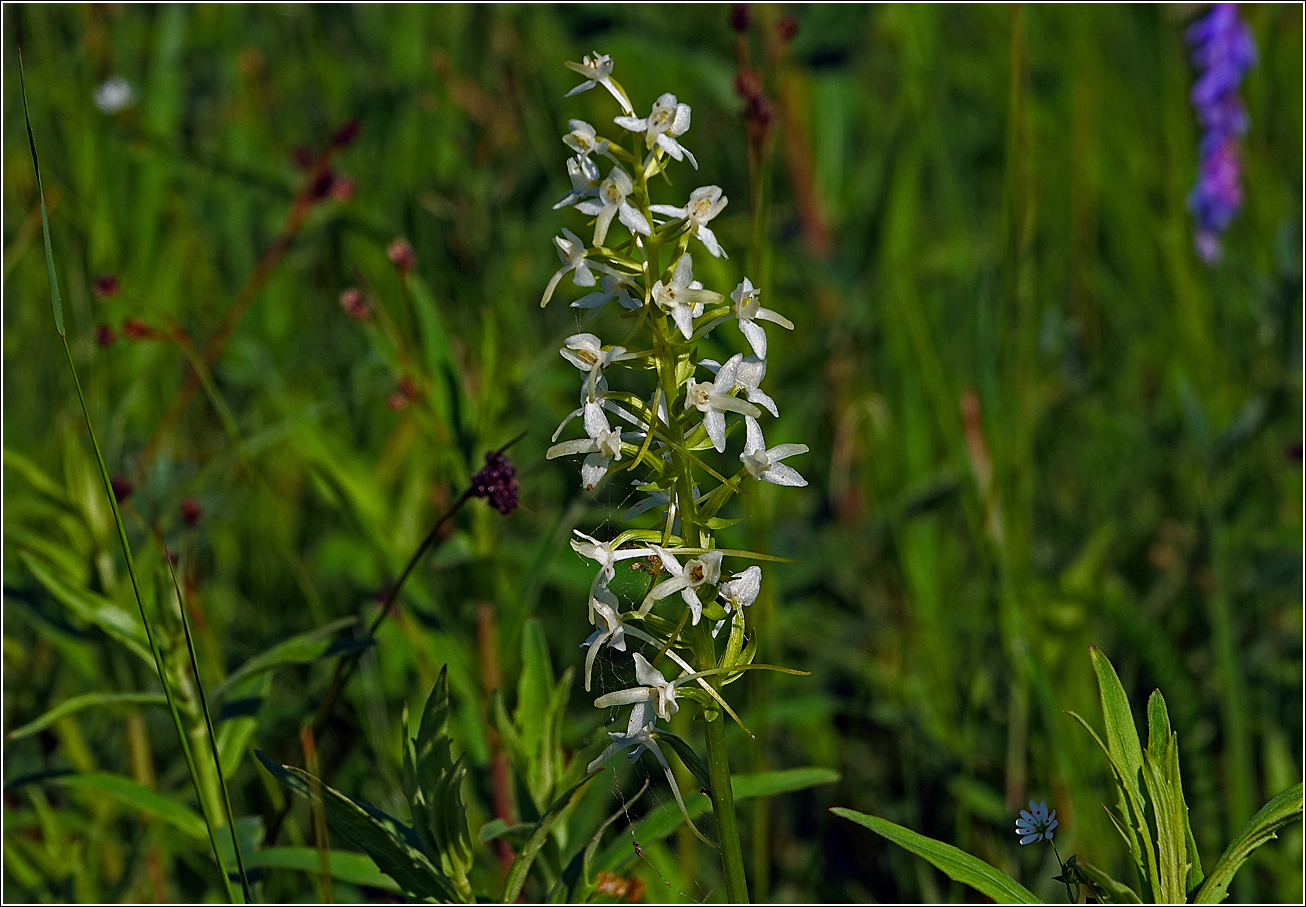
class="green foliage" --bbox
[3,4,1300,902]
[831,807,1040,904]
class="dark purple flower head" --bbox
[1186,3,1256,265]
[470,450,518,515]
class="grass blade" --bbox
[18,47,240,904]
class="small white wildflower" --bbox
[94,76,134,113]
[594,653,682,721]
[570,530,652,621]
[563,119,611,161]
[545,401,629,491]
[1015,801,1058,845]
[652,253,723,340]
[576,166,650,248]
[638,546,723,625]
[553,155,601,211]
[586,702,699,835]
[571,274,643,317]
[560,332,635,399]
[564,51,634,114]
[730,278,794,359]
[651,186,728,258]
[540,228,597,308]
[741,416,809,487]
[581,587,628,691]
[684,356,763,453]
[615,93,697,169]
[701,354,778,417]
[720,565,761,613]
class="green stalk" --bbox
[654,329,749,903]
[21,50,240,902]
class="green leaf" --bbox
[43,773,208,840]
[6,692,168,741]
[1142,690,1190,903]
[238,847,401,892]
[502,771,600,902]
[1073,859,1142,903]
[1195,782,1304,903]
[408,666,473,897]
[830,808,1040,904]
[18,551,151,665]
[256,751,455,901]
[1090,647,1145,808]
[211,617,357,700]
[655,731,714,795]
[594,767,839,875]
[18,50,63,335]
[517,619,555,810]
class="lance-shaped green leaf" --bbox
[211,617,357,700]
[256,751,455,901]
[1195,782,1304,904]
[6,692,167,741]
[502,771,601,902]
[403,666,474,899]
[831,807,1040,904]
[1142,689,1198,902]
[554,778,651,903]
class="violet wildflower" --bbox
[1186,3,1256,264]
[1015,800,1058,845]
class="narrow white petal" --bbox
[762,463,807,487]
[739,319,768,358]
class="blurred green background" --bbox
[3,3,1301,902]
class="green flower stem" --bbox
[652,327,749,903]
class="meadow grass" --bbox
[3,4,1301,902]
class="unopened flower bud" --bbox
[330,118,361,149]
[387,376,419,410]
[779,16,799,42]
[388,238,417,275]
[122,317,152,340]
[180,497,203,527]
[93,275,121,299]
[330,175,356,202]
[95,324,117,348]
[308,169,335,202]
[339,287,371,321]
[291,146,313,170]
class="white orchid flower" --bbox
[741,416,809,487]
[614,93,697,168]
[540,228,597,307]
[586,702,699,836]
[553,155,601,211]
[720,565,762,613]
[637,546,723,625]
[593,653,683,721]
[561,332,636,399]
[570,530,652,622]
[730,278,794,358]
[652,253,723,339]
[651,186,728,258]
[571,274,643,318]
[684,356,763,453]
[700,354,778,417]
[546,402,630,491]
[562,119,611,161]
[576,166,650,248]
[581,587,629,691]
[564,51,634,114]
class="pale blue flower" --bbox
[1015,800,1058,845]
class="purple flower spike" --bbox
[1186,3,1256,265]
[470,451,519,515]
